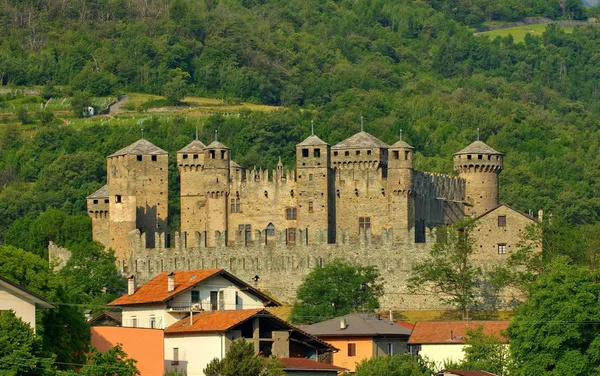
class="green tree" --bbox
[78,344,140,376]
[203,338,285,376]
[354,354,432,376]
[0,310,56,375]
[458,326,510,375]
[289,260,383,325]
[407,220,482,317]
[508,257,600,375]
[164,68,190,106]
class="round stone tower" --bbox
[453,140,503,217]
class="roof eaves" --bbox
[0,276,55,309]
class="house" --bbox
[164,308,337,375]
[302,313,412,372]
[88,311,122,327]
[437,370,498,376]
[108,268,280,329]
[279,358,348,375]
[408,321,510,367]
[0,275,54,332]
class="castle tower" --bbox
[203,139,231,246]
[177,139,206,247]
[86,185,110,248]
[453,140,503,216]
[106,139,168,258]
[387,139,415,237]
[296,134,334,243]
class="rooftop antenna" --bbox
[477,128,480,141]
[215,129,218,142]
[195,126,199,141]
[360,116,364,132]
[141,128,144,139]
[311,120,314,136]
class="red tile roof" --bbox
[108,269,279,306]
[279,358,348,371]
[165,309,262,333]
[408,321,510,345]
[439,370,498,376]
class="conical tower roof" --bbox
[178,140,206,153]
[108,139,168,157]
[332,131,389,150]
[297,135,328,146]
[454,140,502,155]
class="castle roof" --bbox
[332,131,389,150]
[87,185,108,199]
[297,135,328,146]
[108,139,168,157]
[454,140,502,155]
[390,140,414,149]
[206,140,229,149]
[178,140,206,153]
[230,160,241,168]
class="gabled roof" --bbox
[297,135,328,147]
[390,140,413,149]
[0,276,54,309]
[206,140,229,149]
[178,140,206,153]
[408,321,509,345]
[474,204,537,222]
[332,131,389,150]
[279,358,348,372]
[89,311,122,325]
[302,313,412,337]
[454,140,502,155]
[87,185,108,199]
[108,269,280,307]
[108,139,168,157]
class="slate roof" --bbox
[108,269,280,307]
[108,139,168,157]
[408,321,509,345]
[0,276,54,309]
[206,140,230,149]
[390,140,414,149]
[297,135,328,146]
[279,358,348,372]
[87,185,108,199]
[473,204,537,222]
[178,140,206,153]
[332,131,389,150]
[302,313,412,337]
[454,141,502,155]
[230,160,241,168]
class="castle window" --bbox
[137,155,143,161]
[478,154,482,160]
[152,155,157,162]
[183,154,188,159]
[498,243,507,254]
[314,148,321,158]
[309,174,313,181]
[467,155,472,160]
[266,223,275,236]
[210,150,216,159]
[115,195,122,203]
[498,215,506,227]
[104,199,109,204]
[393,150,399,159]
[221,150,226,159]
[487,155,491,160]
[345,151,350,156]
[287,228,296,244]
[193,154,198,159]
[286,208,297,220]
[367,150,372,155]
[302,148,309,157]
[93,200,98,204]
[239,224,251,241]
[405,150,410,160]
[334,151,338,157]
[308,202,314,212]
[356,150,360,156]
[359,217,371,232]
[231,198,241,213]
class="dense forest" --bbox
[1,0,600,265]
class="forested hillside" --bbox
[1,0,600,264]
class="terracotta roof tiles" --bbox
[165,309,262,333]
[408,321,510,345]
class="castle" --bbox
[83,129,537,309]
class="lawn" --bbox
[476,23,574,43]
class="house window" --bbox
[309,173,313,181]
[131,316,137,328]
[286,208,297,220]
[235,292,242,310]
[359,217,371,232]
[314,148,320,158]
[259,341,273,356]
[115,195,122,203]
[498,215,506,227]
[302,148,309,157]
[498,243,507,254]
[348,343,356,357]
[210,291,218,311]
[191,290,200,303]
[152,155,157,161]
[230,198,241,213]
[172,348,179,365]
[308,202,314,212]
[393,150,399,159]
[388,343,394,356]
[149,315,156,329]
[239,224,251,241]
[287,228,296,244]
[137,155,142,161]
[266,223,275,236]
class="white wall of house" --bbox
[0,289,36,330]
[164,334,225,376]
[418,344,467,368]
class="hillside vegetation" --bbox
[1,0,600,265]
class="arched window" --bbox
[266,223,275,236]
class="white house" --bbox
[408,321,509,368]
[0,275,55,332]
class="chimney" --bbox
[168,272,175,292]
[538,209,544,222]
[340,318,347,330]
[127,275,135,296]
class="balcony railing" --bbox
[122,317,163,329]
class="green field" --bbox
[476,23,574,42]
